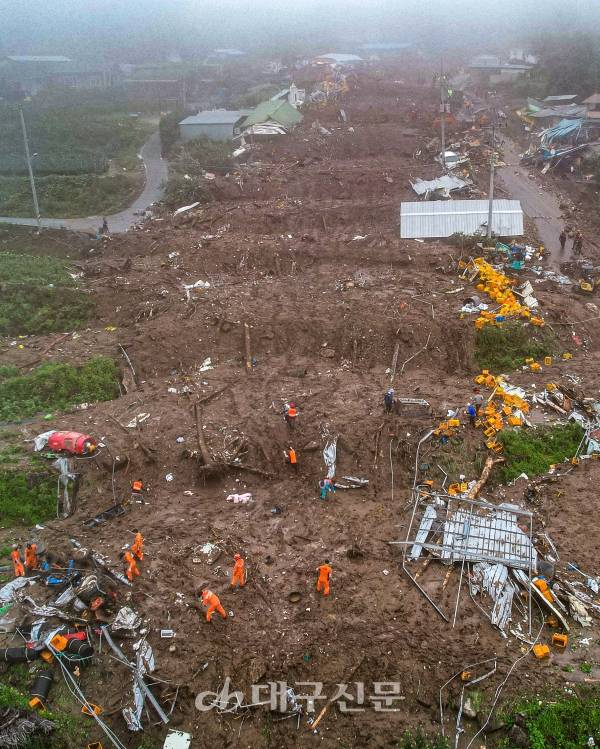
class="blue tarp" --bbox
[541,118,583,145]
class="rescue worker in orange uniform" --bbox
[201,589,227,622]
[284,447,298,471]
[284,402,298,428]
[316,560,332,596]
[131,532,144,561]
[131,479,144,494]
[231,553,245,587]
[24,542,38,573]
[123,551,140,582]
[10,546,25,578]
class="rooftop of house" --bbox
[179,109,246,126]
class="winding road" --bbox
[0,131,168,234]
[497,137,570,267]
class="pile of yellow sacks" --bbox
[433,418,461,438]
[473,370,531,451]
[469,258,544,329]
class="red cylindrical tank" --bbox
[47,431,98,456]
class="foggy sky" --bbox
[2,0,600,61]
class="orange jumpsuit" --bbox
[11,550,25,578]
[124,551,140,581]
[131,533,144,561]
[24,544,38,572]
[201,590,227,622]
[231,555,245,587]
[316,563,332,596]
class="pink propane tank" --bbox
[47,431,98,456]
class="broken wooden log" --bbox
[193,403,215,468]
[467,454,505,499]
[244,322,252,373]
[197,384,229,406]
[21,332,71,370]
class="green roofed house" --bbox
[240,99,303,136]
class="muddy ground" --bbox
[2,66,600,749]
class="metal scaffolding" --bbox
[393,487,535,634]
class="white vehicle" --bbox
[435,150,469,170]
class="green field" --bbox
[0,356,120,422]
[0,172,144,218]
[0,101,154,217]
[0,252,92,335]
[497,421,584,482]
[475,321,556,373]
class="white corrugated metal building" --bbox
[179,110,246,141]
[400,199,523,239]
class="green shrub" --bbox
[0,364,19,379]
[475,322,555,373]
[163,135,233,208]
[397,729,449,749]
[159,109,185,156]
[0,253,77,286]
[497,421,584,482]
[507,693,600,749]
[0,356,119,422]
[163,173,210,209]
[0,471,56,526]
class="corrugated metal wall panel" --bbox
[179,123,235,141]
[400,200,523,239]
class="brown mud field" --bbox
[2,65,600,749]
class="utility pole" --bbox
[440,61,446,170]
[486,105,497,241]
[19,106,41,230]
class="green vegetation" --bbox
[397,730,448,749]
[0,105,153,175]
[0,101,153,216]
[0,675,88,748]
[236,83,280,108]
[0,253,78,287]
[0,431,57,527]
[0,252,91,336]
[519,33,600,98]
[159,109,185,156]
[164,135,232,208]
[503,693,600,749]
[474,322,555,373]
[0,172,144,218]
[0,355,119,422]
[497,421,584,483]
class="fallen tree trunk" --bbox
[193,403,215,468]
[244,322,252,373]
[467,454,505,499]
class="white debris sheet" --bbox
[33,430,56,451]
[183,279,210,301]
[0,577,30,602]
[469,562,517,631]
[323,437,337,480]
[410,175,470,197]
[441,504,536,570]
[409,504,437,560]
[173,201,200,216]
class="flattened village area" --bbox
[2,56,600,749]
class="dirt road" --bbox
[497,137,570,266]
[0,131,167,234]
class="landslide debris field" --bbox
[2,67,600,749]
